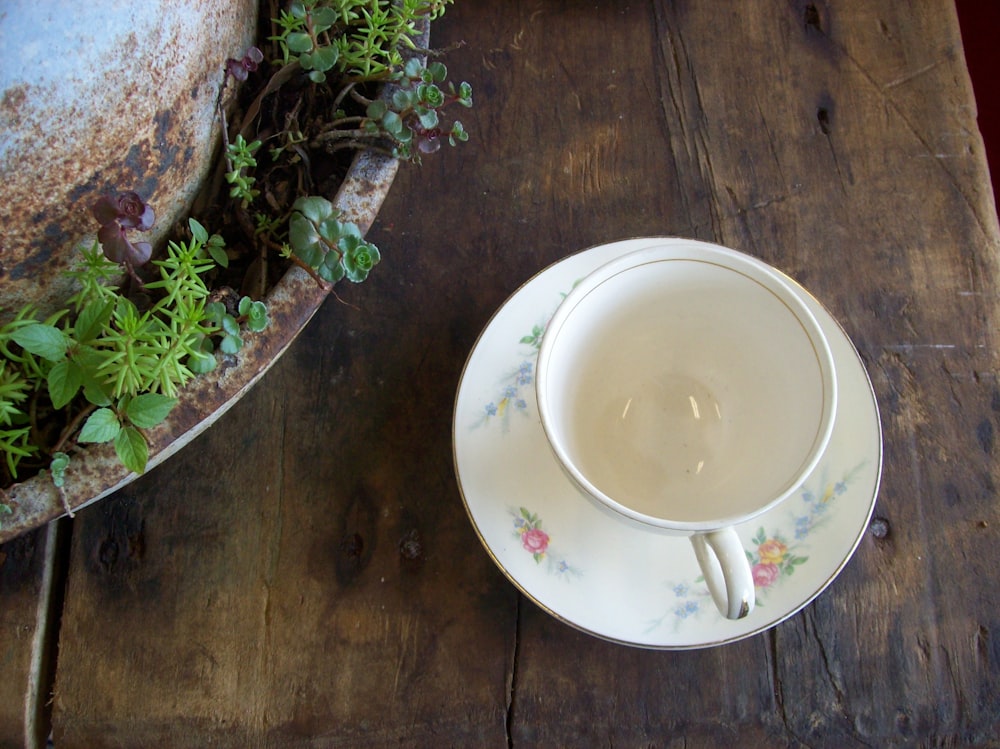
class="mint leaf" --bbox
[47,359,83,410]
[114,426,149,474]
[78,408,121,443]
[125,393,177,429]
[11,324,67,362]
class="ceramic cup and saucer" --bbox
[452,237,882,649]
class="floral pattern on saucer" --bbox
[477,360,534,431]
[510,506,582,580]
[478,285,575,428]
[647,461,868,631]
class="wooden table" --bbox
[3,1,999,745]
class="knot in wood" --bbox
[869,516,890,539]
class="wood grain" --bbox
[0,523,64,749]
[26,0,1000,746]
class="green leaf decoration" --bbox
[125,393,177,429]
[11,324,67,362]
[79,408,121,444]
[115,426,149,475]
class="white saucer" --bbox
[452,238,882,649]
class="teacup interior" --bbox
[544,257,829,525]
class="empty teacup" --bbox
[535,240,837,619]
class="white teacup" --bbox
[535,240,838,619]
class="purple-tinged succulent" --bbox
[91,191,154,231]
[226,46,264,82]
[90,191,155,268]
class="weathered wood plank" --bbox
[49,309,515,746]
[0,522,64,749]
[475,1,1000,746]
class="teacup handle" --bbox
[690,529,755,619]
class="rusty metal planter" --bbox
[0,5,404,542]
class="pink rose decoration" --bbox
[757,539,788,565]
[521,528,550,555]
[752,562,780,588]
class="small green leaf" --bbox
[187,350,217,375]
[417,83,444,108]
[391,89,416,110]
[418,108,439,130]
[189,218,209,245]
[11,324,67,362]
[79,408,121,444]
[207,242,229,269]
[426,61,447,82]
[288,216,320,256]
[381,110,403,136]
[449,121,469,145]
[82,381,112,408]
[318,260,345,284]
[404,57,423,79]
[219,334,242,355]
[74,300,113,343]
[317,216,346,244]
[310,6,338,29]
[246,301,269,333]
[47,359,82,410]
[204,302,227,324]
[221,316,240,337]
[125,393,177,429]
[366,99,388,120]
[50,452,70,489]
[292,196,335,225]
[286,31,314,53]
[458,81,473,105]
[311,45,339,72]
[115,426,149,474]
